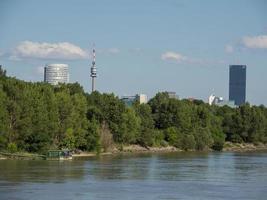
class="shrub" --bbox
[7,142,18,153]
[212,131,225,151]
[0,135,7,150]
[62,128,75,150]
[181,134,196,151]
[100,122,114,152]
[138,129,153,147]
[152,129,164,147]
[164,127,182,148]
[193,128,213,151]
[230,134,243,143]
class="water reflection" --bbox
[0,152,267,200]
[232,152,267,182]
[0,160,86,183]
[87,152,211,181]
[87,154,152,180]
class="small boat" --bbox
[46,150,72,160]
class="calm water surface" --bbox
[0,152,267,200]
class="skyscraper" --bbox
[229,65,246,106]
[44,64,69,85]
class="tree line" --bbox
[0,67,267,153]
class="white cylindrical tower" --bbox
[44,64,69,85]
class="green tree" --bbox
[0,65,7,77]
[7,142,18,153]
[120,108,141,144]
[152,129,165,147]
[99,122,113,152]
[211,130,225,151]
[62,128,75,150]
[134,104,154,147]
[164,127,183,148]
[87,91,126,143]
[193,127,213,151]
[75,118,100,152]
[181,134,196,151]
[0,85,9,149]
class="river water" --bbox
[0,152,267,200]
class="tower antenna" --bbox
[90,44,97,92]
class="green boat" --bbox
[46,150,72,160]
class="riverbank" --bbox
[223,142,267,152]
[0,152,45,160]
[73,142,267,157]
[2,142,267,160]
[72,145,181,158]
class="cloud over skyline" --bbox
[242,35,267,49]
[107,48,120,54]
[225,45,234,53]
[161,51,187,62]
[12,41,89,60]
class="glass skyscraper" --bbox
[229,65,246,106]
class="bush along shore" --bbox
[1,66,267,158]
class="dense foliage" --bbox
[0,67,267,153]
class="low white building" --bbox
[137,94,148,104]
[208,94,223,105]
[208,94,236,108]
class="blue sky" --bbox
[0,0,267,105]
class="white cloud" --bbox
[161,51,225,66]
[13,41,89,60]
[107,48,120,54]
[161,51,187,62]
[8,55,22,61]
[242,35,267,49]
[225,45,234,53]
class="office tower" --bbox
[229,65,246,106]
[44,64,69,85]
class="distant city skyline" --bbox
[0,0,267,105]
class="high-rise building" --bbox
[229,65,246,106]
[44,64,69,85]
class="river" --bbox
[0,152,267,200]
